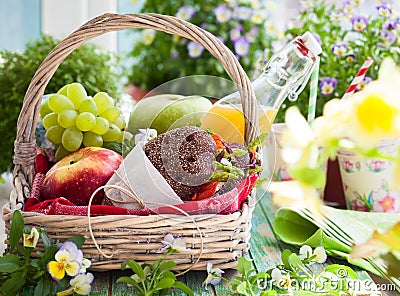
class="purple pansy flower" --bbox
[230,25,243,42]
[175,5,195,20]
[383,20,398,31]
[234,36,250,57]
[233,6,253,20]
[319,77,337,96]
[245,27,259,43]
[376,3,392,18]
[187,41,204,58]
[350,15,368,32]
[379,29,397,48]
[356,76,372,91]
[331,43,348,56]
[215,5,232,23]
[345,53,356,63]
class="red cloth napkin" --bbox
[24,147,258,216]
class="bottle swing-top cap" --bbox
[301,31,322,59]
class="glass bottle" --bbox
[200,31,322,144]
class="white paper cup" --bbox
[337,139,400,213]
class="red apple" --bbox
[40,147,123,205]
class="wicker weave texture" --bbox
[5,13,259,271]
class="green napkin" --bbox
[273,206,400,276]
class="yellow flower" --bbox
[23,227,39,248]
[346,81,400,149]
[48,242,82,280]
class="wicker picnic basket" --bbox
[2,13,260,272]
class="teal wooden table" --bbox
[42,191,376,296]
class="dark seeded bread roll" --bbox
[144,126,216,201]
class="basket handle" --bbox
[12,13,259,204]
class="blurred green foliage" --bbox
[0,35,124,173]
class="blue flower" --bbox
[175,5,195,20]
[187,41,204,58]
[234,36,250,57]
[230,25,243,42]
[215,5,232,23]
[319,77,338,96]
[356,76,372,91]
[345,53,356,63]
[331,43,348,56]
[350,15,368,32]
[376,3,392,18]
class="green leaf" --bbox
[66,234,85,249]
[155,277,175,290]
[158,261,176,273]
[0,269,27,296]
[9,210,24,252]
[0,254,20,273]
[325,264,358,280]
[260,290,278,296]
[116,276,141,290]
[281,249,292,270]
[288,253,307,273]
[237,257,253,275]
[236,281,249,296]
[172,281,194,296]
[34,278,54,296]
[41,231,53,249]
[123,260,144,279]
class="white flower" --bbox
[299,245,313,260]
[69,273,94,295]
[313,246,327,263]
[271,268,291,290]
[156,234,188,253]
[281,107,319,169]
[267,180,323,214]
[142,29,156,46]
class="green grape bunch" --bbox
[39,82,131,160]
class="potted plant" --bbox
[125,0,279,99]
[0,34,125,176]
